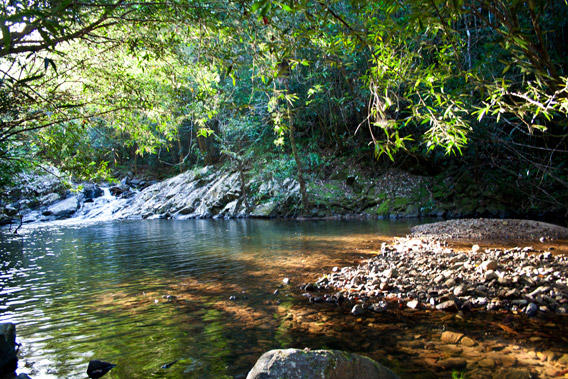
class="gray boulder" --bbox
[246,349,399,379]
[0,323,18,374]
[44,197,78,219]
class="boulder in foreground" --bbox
[246,348,399,379]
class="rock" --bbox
[45,197,79,219]
[453,284,467,297]
[250,201,278,217]
[437,358,467,371]
[406,300,420,309]
[436,300,458,312]
[472,244,481,253]
[40,192,61,206]
[246,349,399,379]
[87,359,116,379]
[440,331,464,344]
[0,323,18,374]
[4,205,19,217]
[484,270,498,282]
[383,268,398,278]
[492,369,533,379]
[351,304,365,316]
[282,278,290,285]
[480,260,499,271]
[479,358,496,368]
[525,302,538,317]
[460,337,476,347]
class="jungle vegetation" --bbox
[1,0,567,213]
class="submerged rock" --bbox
[246,349,399,379]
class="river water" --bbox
[0,218,424,378]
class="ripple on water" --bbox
[0,218,423,378]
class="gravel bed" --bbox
[410,218,568,242]
[313,237,568,316]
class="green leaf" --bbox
[1,24,10,50]
[251,0,267,12]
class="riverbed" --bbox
[1,218,425,378]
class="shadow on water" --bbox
[2,218,567,378]
[0,218,419,378]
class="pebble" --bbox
[406,300,420,309]
[460,336,476,347]
[314,237,568,316]
[282,278,290,285]
[441,331,464,344]
[351,304,365,316]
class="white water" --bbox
[73,188,128,221]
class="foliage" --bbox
[0,0,567,213]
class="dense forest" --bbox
[1,0,568,217]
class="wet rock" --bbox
[351,304,365,316]
[44,196,79,219]
[441,331,464,344]
[87,359,116,379]
[525,302,538,317]
[0,323,18,374]
[460,336,476,347]
[436,300,458,312]
[479,358,496,368]
[493,369,533,379]
[437,358,467,371]
[246,349,400,379]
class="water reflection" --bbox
[0,219,421,378]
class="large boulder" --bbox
[44,197,79,219]
[0,323,18,375]
[246,349,399,379]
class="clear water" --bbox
[0,219,423,378]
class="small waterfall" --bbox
[75,188,128,221]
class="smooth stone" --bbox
[525,302,538,317]
[453,284,467,297]
[246,349,400,379]
[441,331,464,344]
[460,337,476,347]
[481,260,498,271]
[406,300,420,309]
[436,300,458,312]
[484,270,498,282]
[351,304,365,316]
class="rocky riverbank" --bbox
[312,236,568,316]
[297,219,568,377]
[5,159,567,226]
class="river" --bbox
[0,218,423,378]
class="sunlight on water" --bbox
[0,219,421,378]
